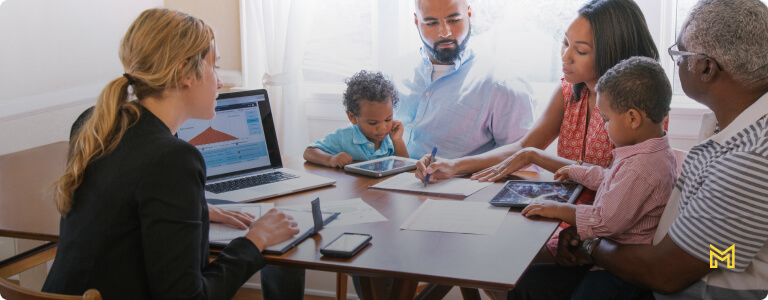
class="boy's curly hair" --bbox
[343,70,399,116]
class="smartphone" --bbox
[320,233,372,258]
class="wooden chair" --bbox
[673,148,689,175]
[0,276,101,300]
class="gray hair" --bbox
[681,0,768,87]
[596,56,671,123]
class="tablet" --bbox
[344,156,418,178]
[489,180,584,208]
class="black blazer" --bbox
[43,107,265,299]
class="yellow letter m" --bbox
[709,244,735,269]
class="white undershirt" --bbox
[431,64,453,81]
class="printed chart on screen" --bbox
[178,106,271,176]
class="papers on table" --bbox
[400,199,509,235]
[369,173,492,197]
[279,198,387,228]
[209,203,274,242]
[208,202,338,254]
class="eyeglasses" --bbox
[668,43,722,71]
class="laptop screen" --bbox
[178,90,281,178]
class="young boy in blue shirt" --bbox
[304,70,409,167]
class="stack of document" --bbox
[400,199,509,235]
[370,173,492,197]
[208,203,337,254]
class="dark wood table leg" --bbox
[389,279,418,300]
[336,273,348,300]
[358,276,389,300]
[459,287,481,300]
[414,284,453,300]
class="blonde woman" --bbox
[42,8,299,299]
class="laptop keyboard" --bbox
[205,171,299,194]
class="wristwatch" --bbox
[575,159,584,165]
[582,237,603,265]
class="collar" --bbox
[612,134,671,161]
[139,104,172,135]
[419,46,474,71]
[710,91,768,144]
[351,125,372,145]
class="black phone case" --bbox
[320,233,372,258]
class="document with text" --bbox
[279,198,387,228]
[400,199,509,235]
[369,173,492,197]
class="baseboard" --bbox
[241,282,360,299]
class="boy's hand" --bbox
[521,200,565,220]
[554,165,572,182]
[390,120,404,141]
[329,152,353,168]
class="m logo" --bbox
[709,244,735,268]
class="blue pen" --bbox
[423,147,438,187]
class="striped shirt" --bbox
[570,135,677,243]
[655,92,768,299]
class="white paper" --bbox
[209,203,274,242]
[400,199,509,235]
[370,173,492,197]
[279,198,387,228]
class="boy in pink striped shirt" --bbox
[519,56,677,299]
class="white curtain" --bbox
[241,0,317,156]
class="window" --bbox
[294,0,719,143]
[301,0,585,122]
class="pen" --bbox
[423,147,437,187]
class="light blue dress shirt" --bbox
[390,48,536,159]
[307,124,395,161]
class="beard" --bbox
[420,24,471,64]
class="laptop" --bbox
[177,89,336,202]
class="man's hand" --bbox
[414,154,456,182]
[555,226,583,267]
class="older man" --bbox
[391,0,535,159]
[563,0,768,299]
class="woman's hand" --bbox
[245,209,300,251]
[414,154,457,183]
[471,147,539,182]
[208,205,255,230]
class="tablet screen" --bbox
[491,181,581,206]
[355,159,415,172]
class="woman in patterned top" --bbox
[415,0,663,258]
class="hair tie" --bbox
[123,73,135,85]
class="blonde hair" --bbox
[53,8,215,215]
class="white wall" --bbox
[0,0,163,155]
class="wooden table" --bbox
[0,141,561,298]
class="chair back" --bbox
[673,148,689,175]
[0,277,101,300]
